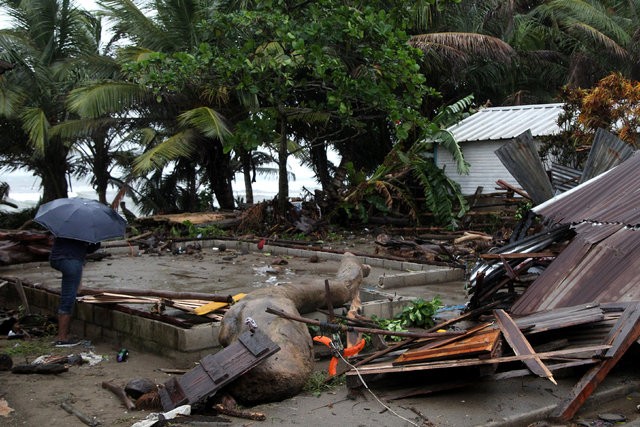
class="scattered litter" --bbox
[130,404,191,427]
[80,351,104,366]
[598,413,626,422]
[117,348,129,362]
[0,398,14,417]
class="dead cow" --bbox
[218,252,370,404]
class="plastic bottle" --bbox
[117,348,129,362]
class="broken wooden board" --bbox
[158,328,280,411]
[193,293,246,316]
[345,344,611,389]
[494,309,556,384]
[393,328,501,365]
[552,302,640,422]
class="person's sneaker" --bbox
[54,339,81,348]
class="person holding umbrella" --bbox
[34,198,127,347]
[49,237,101,346]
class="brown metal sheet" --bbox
[512,225,640,315]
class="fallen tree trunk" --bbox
[218,252,369,404]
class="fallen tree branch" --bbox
[60,401,100,426]
[101,381,136,411]
[265,307,464,340]
[213,404,266,421]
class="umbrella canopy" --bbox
[34,198,127,244]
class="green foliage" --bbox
[371,317,408,342]
[0,207,38,230]
[514,201,533,221]
[338,138,468,227]
[396,296,442,328]
[181,220,227,238]
[371,296,443,342]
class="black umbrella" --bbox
[34,197,127,244]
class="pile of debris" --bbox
[306,148,640,423]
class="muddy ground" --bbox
[1,237,639,426]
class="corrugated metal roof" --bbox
[533,150,640,226]
[512,151,640,314]
[447,103,564,143]
[550,163,581,193]
[511,224,640,315]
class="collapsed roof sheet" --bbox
[533,150,640,226]
[511,223,640,315]
[514,151,640,315]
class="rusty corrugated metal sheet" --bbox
[579,128,635,184]
[511,223,640,315]
[551,163,581,193]
[512,152,640,314]
[495,130,555,204]
[447,103,563,143]
[533,150,640,225]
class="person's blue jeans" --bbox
[50,258,84,315]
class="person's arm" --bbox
[87,242,101,254]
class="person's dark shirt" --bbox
[49,237,101,261]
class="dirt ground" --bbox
[1,238,640,427]
[1,336,639,427]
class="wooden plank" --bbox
[552,302,640,422]
[494,309,556,384]
[491,359,597,381]
[331,300,505,379]
[159,329,280,411]
[193,293,246,316]
[12,279,30,314]
[393,326,498,365]
[381,359,599,399]
[347,344,610,376]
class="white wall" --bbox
[436,140,521,196]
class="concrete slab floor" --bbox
[0,238,468,359]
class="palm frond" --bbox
[409,32,516,64]
[20,106,49,154]
[433,130,469,175]
[0,83,27,117]
[116,46,158,63]
[98,0,168,50]
[568,22,629,60]
[67,81,152,117]
[133,129,198,173]
[178,107,230,141]
[50,117,120,139]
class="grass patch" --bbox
[1,337,61,360]
[303,370,346,397]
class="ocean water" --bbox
[0,161,322,216]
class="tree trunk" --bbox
[40,139,69,203]
[218,253,370,404]
[206,139,235,209]
[277,111,289,216]
[92,130,110,204]
[310,141,331,193]
[239,148,254,205]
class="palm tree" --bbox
[65,0,234,210]
[0,0,101,202]
[411,0,640,107]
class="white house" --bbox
[436,103,564,195]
